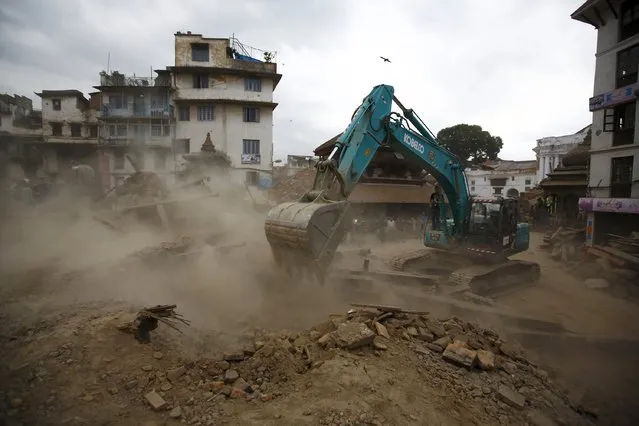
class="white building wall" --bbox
[41,96,84,123]
[534,129,588,182]
[466,168,537,198]
[0,113,12,133]
[175,74,274,103]
[588,5,639,198]
[175,104,273,172]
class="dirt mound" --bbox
[0,303,594,426]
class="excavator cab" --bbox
[424,197,528,259]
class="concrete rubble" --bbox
[0,302,597,426]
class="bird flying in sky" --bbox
[379,56,391,63]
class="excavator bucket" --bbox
[264,200,351,283]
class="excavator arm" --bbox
[264,84,471,281]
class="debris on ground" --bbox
[0,302,596,426]
[117,304,190,343]
[269,168,316,203]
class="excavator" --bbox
[264,84,540,296]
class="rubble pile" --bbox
[0,306,595,425]
[135,307,590,424]
[606,231,639,256]
[269,168,316,203]
[541,226,585,262]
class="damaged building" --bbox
[313,133,436,229]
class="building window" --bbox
[470,180,475,185]
[114,150,125,170]
[109,95,126,109]
[611,156,634,197]
[511,176,515,181]
[193,74,209,89]
[245,78,262,92]
[109,124,127,137]
[243,107,260,122]
[70,123,82,137]
[178,105,190,121]
[52,99,61,111]
[242,139,261,164]
[174,139,190,154]
[617,44,639,88]
[525,186,531,192]
[51,122,62,136]
[493,187,503,195]
[245,170,259,186]
[197,105,214,121]
[525,178,531,185]
[620,0,639,41]
[89,125,98,138]
[470,186,475,192]
[151,125,171,137]
[604,102,636,146]
[191,43,209,62]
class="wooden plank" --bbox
[587,246,627,267]
[596,245,639,266]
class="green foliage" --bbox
[436,124,503,167]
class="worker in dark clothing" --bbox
[430,185,443,231]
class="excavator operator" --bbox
[430,185,443,231]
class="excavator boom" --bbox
[264,84,538,290]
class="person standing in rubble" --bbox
[430,185,443,231]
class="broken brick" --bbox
[144,390,167,411]
[332,322,375,349]
[476,350,495,370]
[498,384,526,409]
[442,341,477,369]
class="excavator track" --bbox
[387,248,540,297]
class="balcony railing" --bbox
[100,105,173,119]
[99,72,171,87]
[98,136,172,148]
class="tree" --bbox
[436,124,503,167]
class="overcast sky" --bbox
[0,0,595,161]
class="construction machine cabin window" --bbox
[617,44,639,88]
[51,122,62,136]
[191,43,209,62]
[243,107,260,122]
[610,156,634,198]
[620,0,639,41]
[52,99,61,111]
[603,102,636,146]
[197,105,214,121]
[192,74,209,89]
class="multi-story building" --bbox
[94,70,175,188]
[34,90,99,178]
[465,160,538,198]
[571,0,639,245]
[0,94,42,180]
[533,125,591,183]
[165,32,281,188]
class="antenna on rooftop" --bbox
[107,52,111,73]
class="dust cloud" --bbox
[0,171,354,352]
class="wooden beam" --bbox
[605,0,618,19]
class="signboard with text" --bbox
[589,83,639,112]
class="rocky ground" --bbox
[0,297,593,426]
